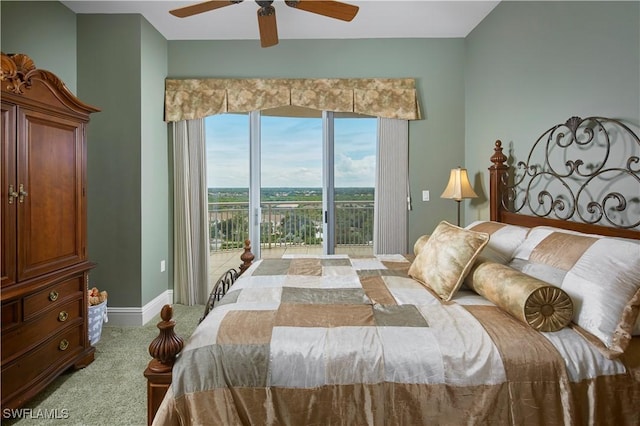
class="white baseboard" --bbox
[105,290,174,327]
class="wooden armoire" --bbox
[1,53,100,410]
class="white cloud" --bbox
[206,114,376,188]
[335,153,376,187]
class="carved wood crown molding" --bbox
[2,52,41,94]
[1,52,100,115]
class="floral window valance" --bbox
[164,78,422,122]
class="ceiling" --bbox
[61,1,501,42]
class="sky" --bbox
[205,113,377,188]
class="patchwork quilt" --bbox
[153,255,640,426]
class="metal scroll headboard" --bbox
[497,116,640,230]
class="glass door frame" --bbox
[322,111,335,255]
[248,111,262,259]
[248,110,339,258]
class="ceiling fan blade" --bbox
[169,1,241,18]
[285,0,359,22]
[257,5,279,48]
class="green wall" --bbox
[77,15,144,307]
[465,1,640,222]
[168,38,467,247]
[140,18,171,304]
[76,14,170,307]
[1,1,77,92]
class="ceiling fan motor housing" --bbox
[257,1,276,16]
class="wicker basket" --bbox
[88,300,108,345]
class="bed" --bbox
[145,116,640,425]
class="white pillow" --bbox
[509,226,640,358]
[465,221,529,264]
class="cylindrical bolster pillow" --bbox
[467,261,573,332]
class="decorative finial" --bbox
[147,304,184,373]
[490,140,507,169]
[240,239,255,274]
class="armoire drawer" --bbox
[23,276,83,320]
[1,298,83,362]
[1,323,83,401]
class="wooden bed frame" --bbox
[144,241,254,424]
[144,116,640,425]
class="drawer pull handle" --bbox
[59,339,69,351]
[49,290,59,301]
[58,311,69,322]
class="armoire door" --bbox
[16,107,86,281]
[1,101,17,288]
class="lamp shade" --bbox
[441,167,478,201]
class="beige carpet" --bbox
[4,304,203,426]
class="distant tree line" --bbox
[209,191,374,248]
[209,187,374,203]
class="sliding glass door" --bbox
[206,109,376,265]
[206,113,250,280]
[259,111,323,258]
[333,113,376,255]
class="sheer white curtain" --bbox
[374,118,409,254]
[173,119,209,305]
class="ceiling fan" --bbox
[169,0,359,48]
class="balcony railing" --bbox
[208,200,374,252]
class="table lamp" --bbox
[441,167,478,226]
